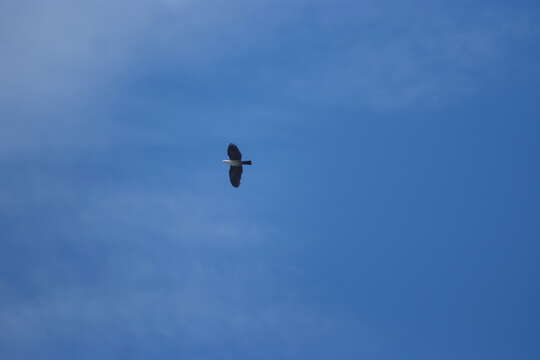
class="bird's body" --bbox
[224,144,252,187]
[222,160,252,166]
[222,160,243,166]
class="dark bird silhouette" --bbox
[223,143,252,187]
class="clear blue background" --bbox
[1,1,539,359]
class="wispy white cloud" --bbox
[0,274,370,357]
[3,0,536,161]
[281,2,540,110]
[0,0,284,155]
[79,186,269,246]
[0,157,340,356]
[0,179,375,357]
[1,1,538,358]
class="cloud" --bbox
[0,0,284,156]
[0,275,366,359]
[79,186,269,247]
[280,1,540,110]
[1,1,538,358]
[0,154,344,357]
[3,0,536,161]
[0,178,373,358]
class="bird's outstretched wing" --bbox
[229,166,243,187]
[228,143,242,160]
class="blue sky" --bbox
[1,0,539,359]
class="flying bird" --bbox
[223,143,252,187]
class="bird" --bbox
[223,143,252,187]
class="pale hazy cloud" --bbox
[0,1,537,356]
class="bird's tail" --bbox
[241,160,252,165]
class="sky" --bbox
[1,0,539,359]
